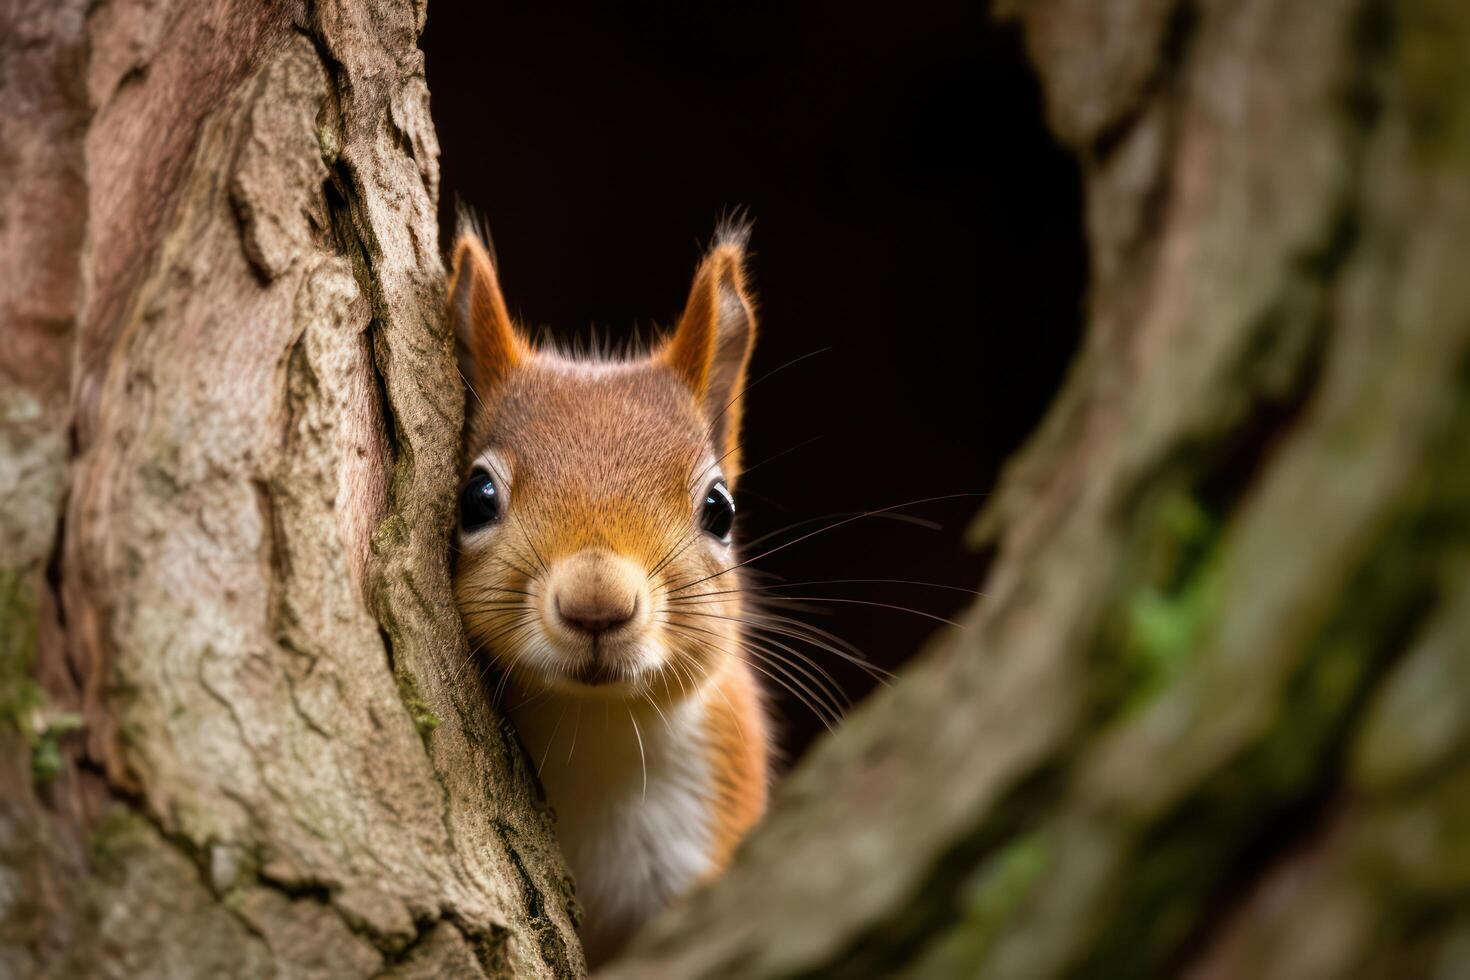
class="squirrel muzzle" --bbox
[542,549,653,684]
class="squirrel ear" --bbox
[450,233,526,406]
[663,226,757,474]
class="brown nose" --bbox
[555,594,637,635]
[548,549,645,639]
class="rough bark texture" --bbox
[0,2,581,977]
[606,1,1470,977]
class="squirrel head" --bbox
[450,224,757,703]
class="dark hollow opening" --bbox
[424,0,1087,764]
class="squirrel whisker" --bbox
[666,493,986,596]
[658,618,845,729]
[448,612,536,686]
[565,704,581,766]
[663,607,891,685]
[661,621,834,731]
[538,702,569,778]
[682,346,832,487]
[687,433,823,498]
[627,705,648,802]
[739,509,944,552]
[664,577,986,602]
[648,529,702,580]
[677,595,965,629]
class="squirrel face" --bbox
[450,227,756,703]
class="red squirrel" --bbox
[448,223,770,965]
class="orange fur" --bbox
[450,234,526,395]
[449,224,770,963]
[661,234,757,478]
[702,657,770,873]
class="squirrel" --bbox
[447,222,770,966]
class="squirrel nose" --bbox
[555,594,637,635]
[548,549,645,638]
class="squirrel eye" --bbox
[460,471,502,531]
[701,479,735,541]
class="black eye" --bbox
[701,479,735,541]
[459,470,502,530]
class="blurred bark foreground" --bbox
[4,0,1469,978]
[608,1,1470,977]
[1,1,580,977]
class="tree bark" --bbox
[605,1,1470,977]
[1,2,581,977]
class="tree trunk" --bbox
[605,1,1470,977]
[1,2,581,977]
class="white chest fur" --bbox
[508,688,717,963]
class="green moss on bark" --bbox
[0,568,81,784]
[1117,494,1224,715]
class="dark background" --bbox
[424,1,1086,763]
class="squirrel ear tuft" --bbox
[663,229,758,474]
[450,233,525,407]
